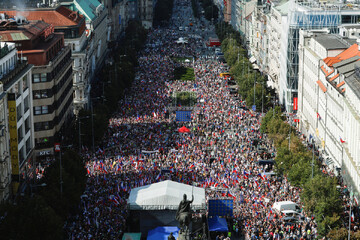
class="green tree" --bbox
[301,175,342,237]
[0,195,63,240]
[39,150,86,219]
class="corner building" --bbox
[0,20,74,158]
[0,41,35,197]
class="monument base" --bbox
[177,229,190,240]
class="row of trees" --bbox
[0,150,86,239]
[0,20,149,239]
[199,0,219,21]
[215,22,274,111]
[191,0,200,19]
[261,109,354,238]
[153,0,174,26]
[78,20,148,149]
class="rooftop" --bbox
[314,34,351,51]
[1,6,84,27]
[0,20,51,42]
[347,62,360,99]
[72,0,104,21]
[323,44,360,67]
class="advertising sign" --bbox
[8,93,19,176]
[293,97,298,111]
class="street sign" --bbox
[54,143,61,152]
[252,105,256,111]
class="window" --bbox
[17,104,22,121]
[41,90,48,98]
[34,106,41,115]
[41,106,48,114]
[33,74,40,83]
[41,73,47,82]
[19,146,24,163]
[34,105,49,115]
[33,90,50,99]
[23,75,28,90]
[17,126,23,143]
[24,96,29,112]
[26,138,31,154]
[34,91,41,99]
[25,117,30,133]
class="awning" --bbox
[122,233,141,240]
[178,126,190,133]
[316,80,327,93]
[208,216,228,232]
[147,226,179,240]
[249,56,256,64]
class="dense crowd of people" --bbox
[65,0,359,239]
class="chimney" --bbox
[357,38,360,51]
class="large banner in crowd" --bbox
[176,111,192,122]
[208,199,233,217]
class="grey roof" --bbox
[274,0,291,15]
[333,56,360,69]
[314,34,351,50]
[345,67,360,100]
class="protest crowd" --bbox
[65,0,358,239]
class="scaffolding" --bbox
[281,0,360,111]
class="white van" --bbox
[272,201,300,213]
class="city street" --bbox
[67,0,317,239]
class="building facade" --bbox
[0,42,34,197]
[2,6,89,114]
[266,1,288,90]
[63,0,109,85]
[138,0,154,29]
[101,0,130,41]
[224,0,231,23]
[298,30,360,195]
[0,20,74,158]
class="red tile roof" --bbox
[1,6,84,27]
[320,65,334,77]
[336,81,345,88]
[316,80,327,93]
[329,73,339,82]
[0,20,50,41]
[323,44,360,67]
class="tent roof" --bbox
[147,226,179,240]
[128,180,206,210]
[208,216,228,232]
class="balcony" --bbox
[1,61,32,88]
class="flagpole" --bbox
[348,193,352,240]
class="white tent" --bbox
[128,180,206,210]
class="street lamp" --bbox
[89,97,103,153]
[78,116,90,154]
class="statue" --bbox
[176,194,194,234]
[168,232,176,240]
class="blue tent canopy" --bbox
[208,216,228,232]
[147,226,179,240]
